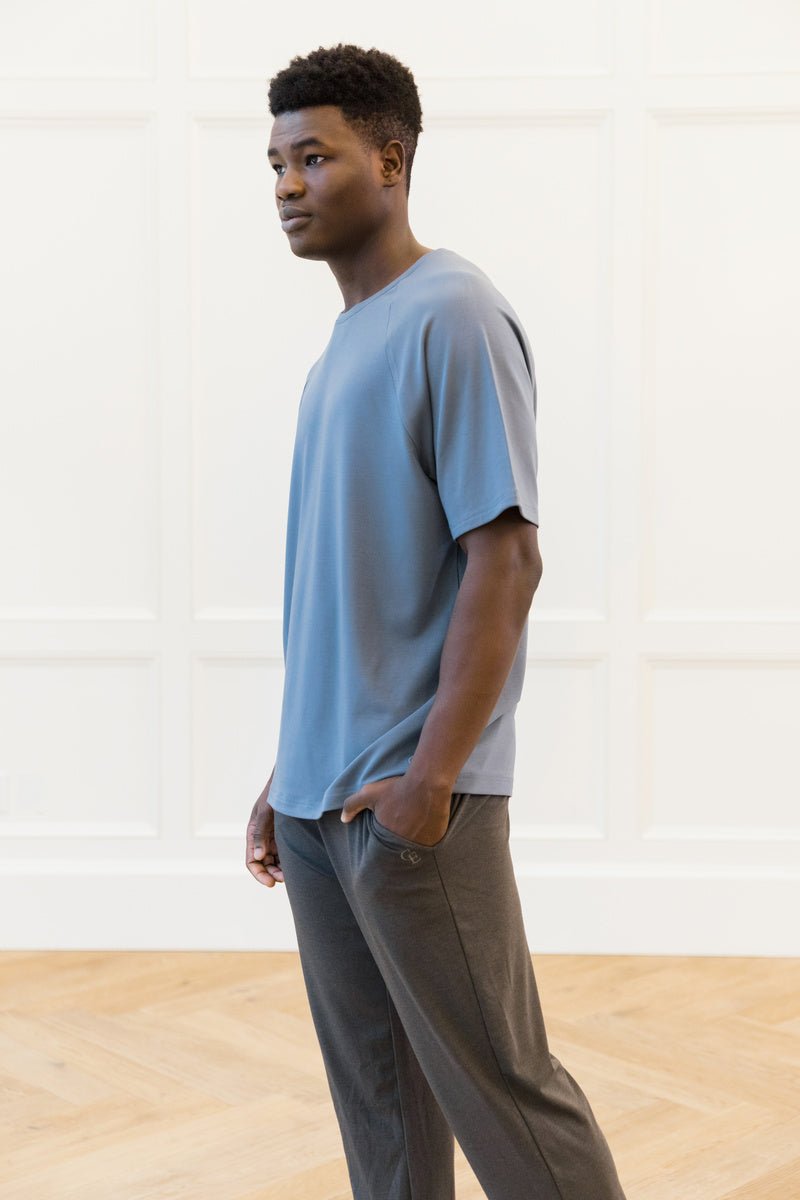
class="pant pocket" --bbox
[368,792,468,853]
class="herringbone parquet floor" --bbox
[1,952,799,1198]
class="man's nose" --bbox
[276,167,304,200]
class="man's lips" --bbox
[280,207,312,231]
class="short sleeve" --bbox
[423,277,539,542]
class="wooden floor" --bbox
[1,952,799,1199]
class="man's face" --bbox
[267,106,391,260]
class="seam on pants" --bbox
[386,981,416,1200]
[432,854,566,1200]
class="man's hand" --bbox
[246,772,284,887]
[340,773,453,846]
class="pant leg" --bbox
[272,807,456,1200]
[321,792,628,1200]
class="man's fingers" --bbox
[247,857,285,886]
[246,800,278,885]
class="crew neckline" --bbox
[334,247,447,324]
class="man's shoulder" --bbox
[407,247,495,299]
[389,248,503,330]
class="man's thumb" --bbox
[340,794,357,823]
[250,818,268,856]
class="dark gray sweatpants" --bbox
[273,792,627,1200]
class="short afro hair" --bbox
[268,44,423,194]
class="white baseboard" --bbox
[1,860,798,955]
[514,865,800,956]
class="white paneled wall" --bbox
[1,0,799,953]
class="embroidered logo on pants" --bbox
[400,848,422,865]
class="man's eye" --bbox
[272,164,284,176]
[306,155,325,166]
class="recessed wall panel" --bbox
[643,660,800,838]
[192,657,283,835]
[0,0,155,79]
[643,115,800,619]
[650,0,800,74]
[512,659,606,836]
[0,119,159,617]
[188,0,612,79]
[0,659,158,830]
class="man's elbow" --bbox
[523,554,543,602]
[516,538,543,592]
[503,551,542,614]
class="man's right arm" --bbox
[246,765,284,887]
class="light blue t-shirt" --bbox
[268,247,539,819]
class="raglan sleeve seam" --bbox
[384,301,426,466]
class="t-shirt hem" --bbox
[449,494,539,542]
[269,771,514,819]
[452,770,513,795]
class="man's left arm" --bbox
[406,506,543,794]
[340,505,542,841]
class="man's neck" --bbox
[329,230,433,311]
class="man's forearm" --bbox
[406,556,541,791]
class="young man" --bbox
[247,43,627,1200]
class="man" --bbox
[246,43,627,1200]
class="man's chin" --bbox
[288,245,327,261]
[285,233,328,261]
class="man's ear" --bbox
[381,138,405,187]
